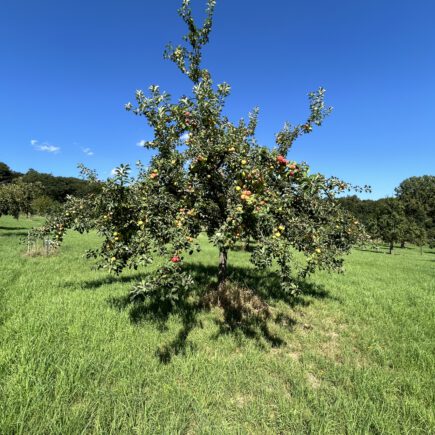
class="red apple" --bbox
[276,155,288,165]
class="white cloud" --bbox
[136,139,147,147]
[180,132,190,142]
[110,168,117,176]
[31,139,60,153]
[82,147,94,156]
[36,145,60,153]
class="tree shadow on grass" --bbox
[187,263,339,307]
[230,244,256,252]
[105,262,335,364]
[212,309,288,350]
[0,230,29,237]
[154,302,201,363]
[108,293,202,363]
[356,249,386,255]
[191,264,335,350]
[0,226,29,230]
[64,272,150,290]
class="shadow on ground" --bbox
[0,230,29,237]
[65,272,149,290]
[0,225,29,230]
[355,248,387,255]
[103,262,335,363]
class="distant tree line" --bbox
[0,162,100,217]
[338,175,434,252]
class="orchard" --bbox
[31,0,367,305]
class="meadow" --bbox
[0,215,434,434]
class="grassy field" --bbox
[0,215,434,434]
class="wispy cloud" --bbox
[37,145,60,153]
[136,139,147,147]
[82,147,94,156]
[110,168,117,176]
[31,139,60,153]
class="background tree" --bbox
[395,175,435,247]
[0,162,100,202]
[338,176,435,250]
[0,162,14,184]
[336,195,378,229]
[0,180,41,219]
[21,168,100,202]
[31,195,61,216]
[0,162,22,184]
[408,223,427,255]
[32,0,367,303]
[367,198,409,254]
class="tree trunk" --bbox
[218,248,228,289]
[389,241,393,254]
[400,241,405,248]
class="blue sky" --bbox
[1,0,434,198]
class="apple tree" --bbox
[31,0,367,303]
[0,180,41,219]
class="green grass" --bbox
[1,215,434,434]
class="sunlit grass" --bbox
[1,215,434,433]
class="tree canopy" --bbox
[31,0,367,303]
